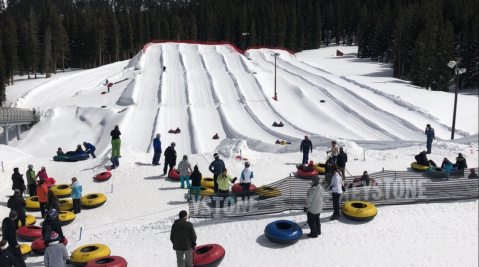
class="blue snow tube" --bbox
[264,220,302,244]
[69,153,90,162]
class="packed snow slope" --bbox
[8,43,478,158]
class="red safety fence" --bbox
[142,40,243,54]
[245,46,295,56]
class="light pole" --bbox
[447,60,467,140]
[272,52,280,101]
[242,32,249,54]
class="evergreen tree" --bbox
[0,39,6,105]
[26,7,40,78]
[0,13,18,84]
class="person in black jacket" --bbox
[0,240,21,267]
[163,142,177,176]
[415,151,429,166]
[324,156,334,186]
[455,153,468,170]
[336,147,348,179]
[189,165,202,201]
[41,209,65,247]
[300,136,313,165]
[1,211,26,267]
[11,168,26,197]
[7,190,26,228]
[46,190,60,214]
[360,171,370,186]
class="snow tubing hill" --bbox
[20,244,31,260]
[264,220,302,244]
[18,214,36,228]
[70,244,111,266]
[81,193,107,209]
[193,244,226,267]
[51,184,72,198]
[25,196,40,211]
[16,225,42,241]
[94,172,112,181]
[32,237,68,255]
[231,183,257,193]
[341,201,378,221]
[86,256,128,267]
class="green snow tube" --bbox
[53,155,70,162]
[320,100,326,103]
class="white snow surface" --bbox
[1,43,478,267]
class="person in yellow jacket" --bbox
[216,169,237,208]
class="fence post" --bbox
[363,149,365,161]
[1,161,4,172]
[382,168,385,203]
[289,173,292,213]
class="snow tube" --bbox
[168,169,191,180]
[264,220,303,244]
[235,155,248,161]
[231,183,257,193]
[341,201,378,221]
[201,177,215,188]
[349,178,378,188]
[314,163,326,174]
[70,153,90,162]
[81,193,107,209]
[25,196,40,211]
[272,123,284,127]
[94,172,112,181]
[70,244,111,266]
[275,141,290,145]
[200,187,214,196]
[16,225,42,241]
[101,91,107,94]
[86,256,128,267]
[212,135,219,139]
[168,129,181,134]
[58,211,76,226]
[425,167,463,178]
[53,155,70,162]
[58,199,74,211]
[411,162,430,171]
[320,100,326,103]
[193,244,225,267]
[297,169,319,178]
[18,214,36,228]
[51,184,72,198]
[32,237,68,255]
[256,186,281,198]
[20,244,31,260]
[108,83,113,87]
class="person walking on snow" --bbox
[36,180,49,218]
[336,147,348,180]
[42,209,65,247]
[110,125,122,158]
[209,153,226,192]
[178,155,193,189]
[163,142,177,176]
[304,175,324,238]
[217,169,237,208]
[2,211,27,267]
[11,168,26,197]
[189,165,202,201]
[70,177,82,214]
[152,133,162,165]
[26,165,36,196]
[240,162,254,201]
[7,190,26,228]
[83,142,96,159]
[300,136,313,165]
[43,231,70,267]
[329,165,343,220]
[327,141,339,164]
[36,166,48,183]
[170,210,197,267]
[425,124,435,154]
[0,239,22,267]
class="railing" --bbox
[0,107,40,125]
[189,169,479,218]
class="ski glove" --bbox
[232,178,237,183]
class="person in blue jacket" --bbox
[425,124,435,154]
[83,142,96,159]
[209,153,226,192]
[70,177,82,214]
[300,136,313,165]
[152,133,162,166]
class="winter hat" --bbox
[48,208,58,218]
[458,153,463,157]
[41,166,46,170]
[179,210,187,219]
[156,133,161,138]
[9,210,18,219]
[245,162,250,168]
[183,155,188,159]
[194,165,199,170]
[13,167,19,173]
[471,169,476,172]
[171,142,176,147]
[0,240,8,250]
[340,147,344,152]
[50,231,59,241]
[28,164,33,169]
[214,153,219,158]
[311,175,320,185]
[309,160,314,165]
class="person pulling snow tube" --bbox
[59,199,74,211]
[18,214,36,228]
[168,169,191,180]
[201,177,215,188]
[25,196,40,211]
[70,244,111,266]
[314,163,326,174]
[297,169,319,178]
[192,244,226,267]
[199,187,214,196]
[16,225,43,241]
[256,186,281,198]
[53,155,70,162]
[231,183,257,194]
[94,172,112,181]
[341,201,378,221]
[81,193,107,209]
[58,211,76,226]
[31,237,68,255]
[51,184,72,198]
[410,162,431,171]
[86,256,128,267]
[20,244,32,260]
[264,220,303,244]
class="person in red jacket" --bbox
[44,177,56,188]
[36,166,48,182]
[36,180,49,218]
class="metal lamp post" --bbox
[447,60,467,140]
[272,52,280,101]
[242,32,249,54]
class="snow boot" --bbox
[330,215,339,221]
[307,232,318,238]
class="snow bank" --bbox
[116,77,138,106]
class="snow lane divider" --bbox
[143,40,243,54]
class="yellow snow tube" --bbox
[81,193,107,209]
[411,162,431,171]
[18,214,36,228]
[199,187,214,196]
[59,199,73,211]
[341,201,378,221]
[51,184,72,198]
[314,163,326,174]
[201,177,215,188]
[20,244,31,260]
[70,244,111,266]
[25,196,40,211]
[256,186,281,198]
[58,211,76,226]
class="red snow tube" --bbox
[16,226,42,241]
[231,183,257,193]
[86,256,128,267]
[297,169,319,177]
[168,129,181,134]
[212,135,219,139]
[94,172,112,181]
[101,91,107,95]
[193,244,225,267]
[168,169,191,180]
[108,83,113,87]
[350,178,378,188]
[31,237,68,255]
